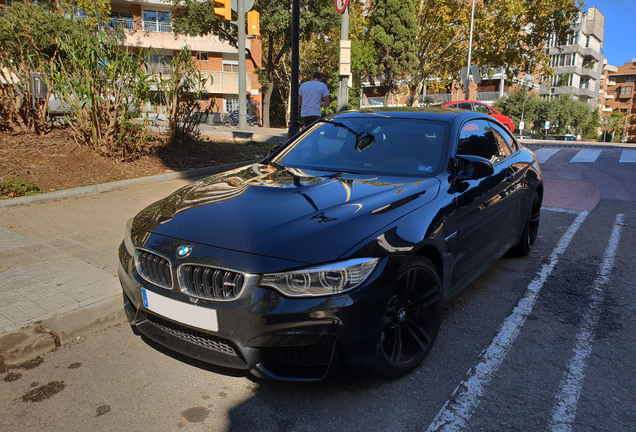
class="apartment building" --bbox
[108,0,261,121]
[606,61,636,142]
[539,7,604,107]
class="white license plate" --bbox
[141,288,218,332]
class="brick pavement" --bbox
[0,179,193,336]
[0,127,288,367]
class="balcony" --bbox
[143,21,172,33]
[476,91,507,103]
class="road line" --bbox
[534,148,560,164]
[426,211,589,432]
[549,213,625,432]
[542,206,582,215]
[619,149,636,162]
[570,149,602,163]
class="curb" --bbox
[0,161,253,209]
[0,295,125,372]
[0,159,261,370]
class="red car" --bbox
[443,100,514,133]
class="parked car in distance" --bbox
[443,100,515,133]
[516,135,532,140]
[118,108,542,381]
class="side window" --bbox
[458,120,501,163]
[457,102,472,110]
[490,122,514,157]
[473,103,491,115]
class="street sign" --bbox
[231,0,254,12]
[335,0,349,14]
[544,121,550,130]
[519,121,525,131]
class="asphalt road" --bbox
[1,145,634,432]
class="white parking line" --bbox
[426,209,589,432]
[534,148,560,164]
[549,213,625,432]
[570,149,602,163]
[619,150,636,162]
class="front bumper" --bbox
[118,242,392,381]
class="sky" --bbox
[583,0,635,67]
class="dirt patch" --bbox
[0,128,272,197]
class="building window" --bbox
[626,77,635,83]
[108,12,134,30]
[143,10,172,32]
[197,52,209,62]
[620,86,633,96]
[147,54,172,75]
[224,96,239,113]
[222,61,239,72]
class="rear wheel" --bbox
[510,191,541,256]
[378,258,442,378]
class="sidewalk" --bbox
[0,126,288,369]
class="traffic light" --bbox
[214,0,231,20]
[247,10,260,36]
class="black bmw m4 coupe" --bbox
[118,108,542,381]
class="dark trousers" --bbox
[301,116,321,128]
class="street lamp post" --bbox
[287,0,301,138]
[464,0,476,100]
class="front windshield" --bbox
[274,117,448,177]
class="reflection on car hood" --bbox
[134,163,440,263]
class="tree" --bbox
[366,0,418,106]
[410,0,472,102]
[0,2,84,133]
[409,0,582,100]
[172,0,339,127]
[48,32,153,159]
[153,46,213,143]
[494,85,539,131]
[600,111,625,142]
[470,0,582,76]
[528,95,594,137]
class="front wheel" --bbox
[377,258,442,379]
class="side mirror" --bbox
[455,154,494,180]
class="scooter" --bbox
[223,110,261,127]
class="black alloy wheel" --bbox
[378,258,442,378]
[510,191,541,256]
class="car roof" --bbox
[330,107,477,123]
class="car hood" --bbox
[133,163,440,263]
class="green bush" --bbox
[0,179,41,198]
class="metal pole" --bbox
[238,0,247,130]
[464,0,475,100]
[337,6,350,112]
[287,0,301,138]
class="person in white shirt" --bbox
[299,72,330,127]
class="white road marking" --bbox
[619,149,636,162]
[549,213,625,432]
[570,149,602,163]
[534,148,560,164]
[426,209,589,432]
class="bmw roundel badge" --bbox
[176,245,193,258]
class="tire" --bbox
[510,191,541,256]
[377,257,442,379]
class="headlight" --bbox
[260,258,379,297]
[123,218,135,254]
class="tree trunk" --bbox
[262,84,273,128]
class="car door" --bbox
[445,119,519,288]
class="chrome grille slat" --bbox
[136,250,172,289]
[179,265,245,301]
